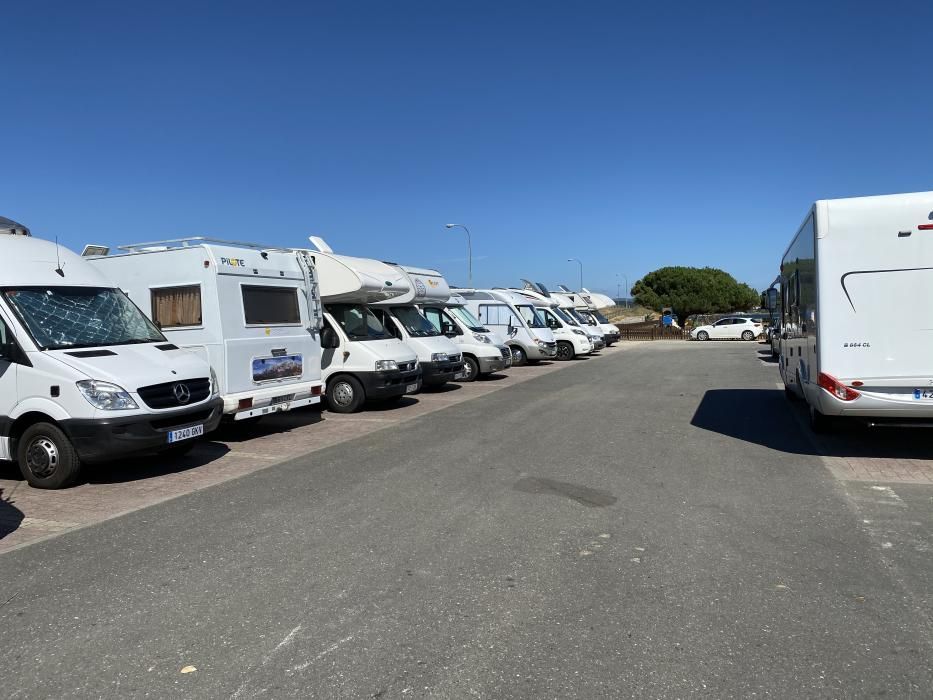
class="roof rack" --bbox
[118,236,296,253]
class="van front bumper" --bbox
[59,397,224,462]
[421,359,466,386]
[359,368,423,399]
[478,355,508,374]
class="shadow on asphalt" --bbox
[757,349,778,364]
[363,396,421,412]
[420,383,463,394]
[477,373,508,382]
[692,388,933,460]
[0,486,25,540]
[85,441,235,485]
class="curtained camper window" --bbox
[242,285,301,325]
[151,285,203,328]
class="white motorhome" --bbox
[87,238,324,422]
[549,290,606,350]
[421,292,512,381]
[510,288,593,361]
[371,265,464,387]
[571,288,620,345]
[0,220,222,488]
[455,288,557,365]
[308,240,421,413]
[777,191,933,431]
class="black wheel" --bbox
[511,346,528,367]
[460,355,479,382]
[809,404,833,433]
[160,441,197,458]
[327,375,365,413]
[555,341,574,361]
[16,422,82,489]
[741,330,755,341]
[696,330,709,341]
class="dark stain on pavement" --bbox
[513,477,617,507]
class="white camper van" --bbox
[87,238,324,422]
[456,289,557,365]
[572,289,620,345]
[308,241,421,413]
[371,265,464,387]
[422,292,512,381]
[778,191,933,431]
[550,291,606,350]
[510,289,593,360]
[0,220,222,488]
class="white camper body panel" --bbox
[89,242,324,420]
[551,292,606,350]
[781,191,933,422]
[0,231,222,487]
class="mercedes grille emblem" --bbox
[173,382,192,404]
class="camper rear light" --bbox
[919,224,933,231]
[238,398,253,410]
[312,385,322,396]
[817,372,860,401]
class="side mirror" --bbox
[764,288,778,311]
[321,327,340,349]
[442,322,459,336]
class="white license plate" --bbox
[913,389,933,400]
[168,424,204,443]
[406,383,419,393]
[454,372,466,380]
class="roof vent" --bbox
[0,216,31,236]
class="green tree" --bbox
[631,266,759,322]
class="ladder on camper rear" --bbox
[295,250,323,333]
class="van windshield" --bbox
[516,304,547,328]
[327,303,391,341]
[391,306,440,337]
[448,306,487,333]
[553,307,577,325]
[564,308,588,325]
[591,310,610,323]
[2,286,164,350]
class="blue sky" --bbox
[4,1,932,296]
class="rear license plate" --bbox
[454,372,466,380]
[168,424,204,443]
[913,389,933,400]
[406,383,418,393]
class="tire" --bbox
[460,355,479,382]
[809,404,833,433]
[696,330,709,341]
[16,422,82,489]
[326,375,365,413]
[511,346,528,367]
[555,341,575,361]
[741,330,755,341]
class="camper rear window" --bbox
[151,285,202,328]
[242,286,301,325]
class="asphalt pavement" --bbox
[2,342,931,698]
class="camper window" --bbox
[151,285,202,328]
[242,286,301,326]
[479,304,520,327]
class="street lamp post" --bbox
[445,223,472,287]
[567,258,583,291]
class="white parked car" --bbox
[691,317,762,341]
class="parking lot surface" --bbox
[2,341,932,698]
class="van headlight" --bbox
[375,359,398,372]
[534,338,546,347]
[431,352,449,362]
[76,380,138,410]
[210,368,220,397]
[472,333,491,344]
[572,328,586,336]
